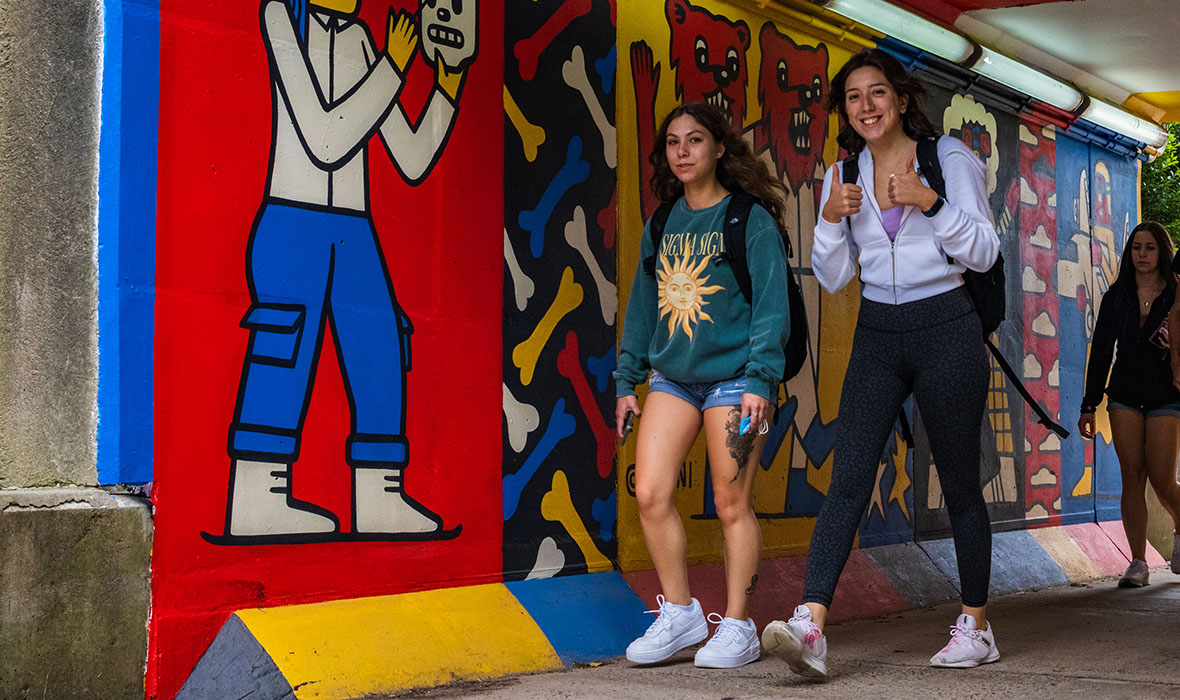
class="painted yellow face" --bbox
[312,0,358,14]
[657,254,723,341]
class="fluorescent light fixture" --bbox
[816,0,975,64]
[1082,98,1169,150]
[971,47,1084,113]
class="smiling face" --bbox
[843,66,908,146]
[1130,229,1161,276]
[665,114,725,189]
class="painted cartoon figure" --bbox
[212,0,475,543]
[748,23,833,512]
[753,22,828,196]
[631,0,749,219]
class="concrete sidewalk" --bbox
[386,567,1180,700]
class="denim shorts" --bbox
[648,370,747,410]
[1108,400,1180,419]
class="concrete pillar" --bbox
[0,0,101,488]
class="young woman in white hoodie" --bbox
[761,49,1001,677]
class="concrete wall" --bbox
[0,3,150,699]
[0,489,152,700]
[0,0,101,488]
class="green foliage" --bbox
[1141,123,1180,243]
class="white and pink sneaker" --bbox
[761,605,828,678]
[929,613,1000,668]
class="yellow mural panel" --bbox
[616,0,876,570]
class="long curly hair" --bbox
[1112,221,1177,294]
[649,102,789,234]
[826,48,940,154]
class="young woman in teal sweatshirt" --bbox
[614,102,790,669]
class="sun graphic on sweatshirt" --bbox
[657,253,724,341]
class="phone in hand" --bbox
[619,411,635,446]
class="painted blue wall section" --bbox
[1055,132,1094,526]
[506,572,650,664]
[918,530,1067,596]
[97,0,159,485]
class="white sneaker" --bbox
[694,614,760,668]
[1171,533,1180,575]
[761,605,827,678]
[625,596,708,664]
[1119,559,1150,587]
[929,613,1000,668]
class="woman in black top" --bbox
[1079,221,1180,586]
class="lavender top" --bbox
[881,206,903,241]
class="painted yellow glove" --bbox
[386,9,418,74]
[436,60,466,102]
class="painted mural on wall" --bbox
[617,0,869,569]
[616,0,1142,570]
[502,0,619,580]
[150,1,501,697]
[912,88,1027,537]
[1057,133,1139,524]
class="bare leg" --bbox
[1144,415,1180,530]
[634,392,703,606]
[962,604,987,628]
[804,602,829,631]
[703,406,766,620]
[1110,409,1149,561]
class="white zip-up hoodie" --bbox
[811,136,1000,304]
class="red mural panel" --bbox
[150,1,503,697]
[1018,121,1061,522]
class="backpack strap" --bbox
[642,202,675,277]
[916,136,945,199]
[916,136,955,265]
[985,337,1071,439]
[841,153,859,187]
[721,191,757,304]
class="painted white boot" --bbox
[353,468,443,535]
[227,460,338,536]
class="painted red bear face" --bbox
[755,23,828,192]
[666,0,750,125]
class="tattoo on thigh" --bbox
[746,574,758,595]
[724,409,755,482]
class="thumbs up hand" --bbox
[887,154,940,211]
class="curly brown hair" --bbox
[825,48,940,154]
[649,102,789,234]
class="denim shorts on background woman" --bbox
[648,370,747,411]
[1108,400,1180,420]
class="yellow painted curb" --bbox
[236,583,562,699]
[1030,527,1101,582]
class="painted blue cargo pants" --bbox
[228,202,412,467]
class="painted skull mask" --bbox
[420,0,478,70]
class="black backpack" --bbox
[841,137,1069,440]
[644,191,808,389]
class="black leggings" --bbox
[803,287,992,608]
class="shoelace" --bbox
[641,595,675,637]
[942,623,981,651]
[788,610,823,647]
[705,613,745,646]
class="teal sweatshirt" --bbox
[615,195,790,401]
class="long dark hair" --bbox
[1112,221,1177,294]
[826,48,940,154]
[649,102,789,233]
